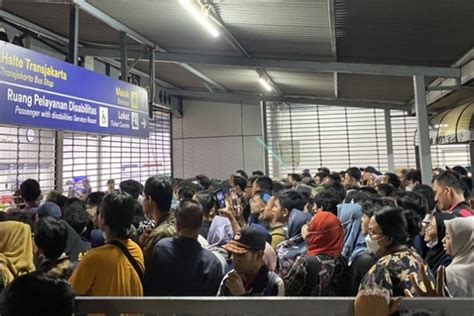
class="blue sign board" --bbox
[0,41,149,137]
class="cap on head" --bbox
[37,202,62,219]
[222,226,266,254]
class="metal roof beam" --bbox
[72,0,155,48]
[72,1,227,92]
[0,10,179,90]
[153,52,461,78]
[98,57,179,90]
[171,90,411,111]
[327,0,338,98]
[177,63,228,92]
[0,9,70,44]
[77,48,460,78]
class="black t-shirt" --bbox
[350,251,377,295]
[145,237,223,296]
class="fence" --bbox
[75,297,474,316]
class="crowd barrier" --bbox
[75,297,474,316]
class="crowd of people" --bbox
[0,165,473,315]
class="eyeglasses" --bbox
[368,231,384,238]
[425,224,436,231]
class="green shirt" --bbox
[271,224,287,250]
[143,213,177,263]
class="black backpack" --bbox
[304,255,351,296]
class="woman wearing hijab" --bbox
[283,212,347,296]
[276,209,312,277]
[443,217,474,296]
[337,201,367,263]
[424,213,455,274]
[0,221,36,290]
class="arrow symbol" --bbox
[141,118,147,128]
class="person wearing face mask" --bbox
[283,212,350,296]
[404,170,421,192]
[349,197,394,295]
[424,213,455,274]
[359,206,434,297]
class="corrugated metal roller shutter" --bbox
[431,145,470,168]
[265,103,470,179]
[63,132,100,194]
[265,103,392,178]
[391,114,418,170]
[63,108,172,194]
[0,126,55,206]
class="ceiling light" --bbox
[179,0,219,38]
[258,77,273,92]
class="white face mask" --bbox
[365,234,382,255]
[426,239,438,249]
[405,185,413,192]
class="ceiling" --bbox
[1,0,473,112]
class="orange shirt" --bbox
[69,239,144,296]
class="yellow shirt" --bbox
[69,239,144,296]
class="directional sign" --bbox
[0,41,149,137]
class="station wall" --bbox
[172,100,265,180]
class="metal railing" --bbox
[75,297,474,316]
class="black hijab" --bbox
[424,212,455,273]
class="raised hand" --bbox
[355,288,402,316]
[226,270,247,296]
[404,265,448,297]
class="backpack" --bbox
[304,255,351,296]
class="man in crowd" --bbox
[106,179,116,195]
[432,170,473,217]
[344,167,362,190]
[69,191,144,296]
[404,169,421,191]
[141,176,177,262]
[313,190,340,215]
[18,179,42,215]
[34,216,72,280]
[62,201,91,239]
[218,227,284,296]
[36,201,90,263]
[251,176,273,197]
[0,273,75,316]
[193,192,216,239]
[383,173,401,190]
[270,190,302,249]
[120,179,144,200]
[145,200,223,296]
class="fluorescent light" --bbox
[179,0,219,38]
[259,77,273,92]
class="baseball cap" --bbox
[222,226,266,254]
[37,201,62,219]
